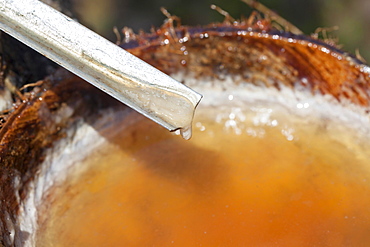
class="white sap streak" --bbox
[18,72,370,247]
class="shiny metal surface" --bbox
[0,0,202,138]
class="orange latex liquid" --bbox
[36,111,370,247]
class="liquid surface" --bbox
[36,102,370,247]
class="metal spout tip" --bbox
[0,0,202,139]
